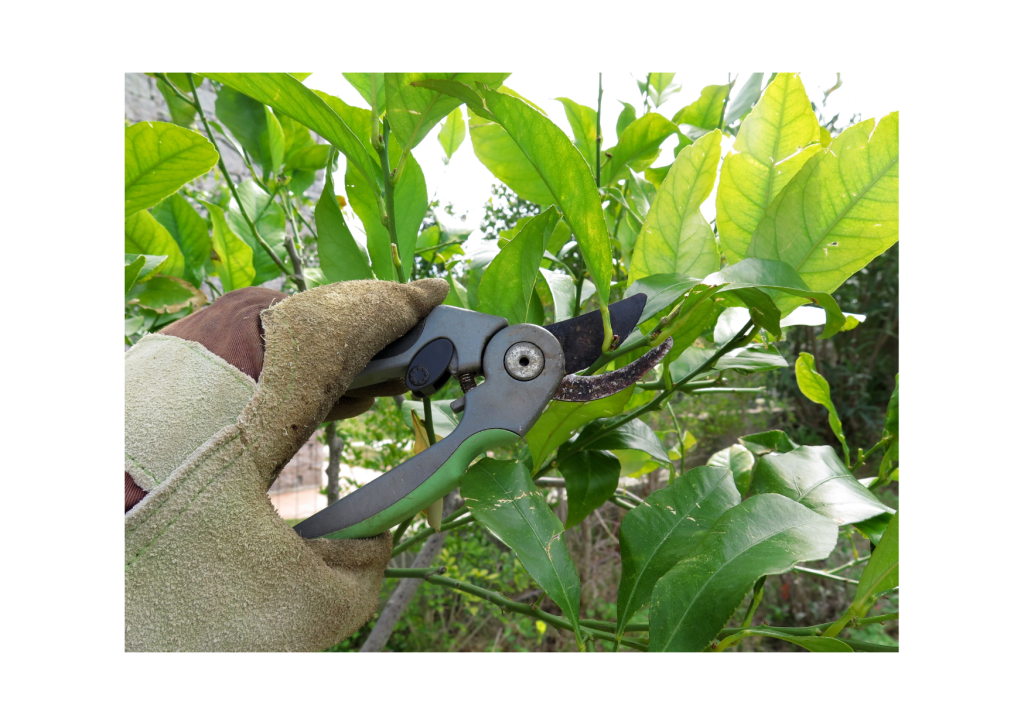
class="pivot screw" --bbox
[504,342,544,381]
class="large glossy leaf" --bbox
[152,194,210,287]
[649,493,838,652]
[438,106,466,163]
[316,154,373,282]
[747,112,899,293]
[738,430,798,456]
[723,73,764,127]
[617,467,741,637]
[672,83,732,130]
[202,202,254,291]
[460,458,582,641]
[578,418,669,463]
[627,130,722,285]
[205,73,381,192]
[750,445,893,525]
[386,73,509,151]
[482,89,613,314]
[125,210,185,279]
[715,345,789,374]
[478,207,559,325]
[469,107,554,205]
[226,180,288,285]
[601,113,678,185]
[707,444,756,495]
[125,122,218,217]
[717,73,821,263]
[558,450,621,529]
[525,385,634,471]
[795,352,849,460]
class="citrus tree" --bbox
[125,72,898,652]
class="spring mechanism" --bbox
[459,372,477,393]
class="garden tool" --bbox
[294,291,670,541]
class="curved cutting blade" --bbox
[543,293,647,374]
[553,338,673,402]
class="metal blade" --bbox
[543,293,647,374]
[553,338,673,402]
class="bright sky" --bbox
[304,72,901,248]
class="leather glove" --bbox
[124,278,448,651]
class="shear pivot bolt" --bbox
[504,342,544,381]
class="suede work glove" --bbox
[124,278,448,652]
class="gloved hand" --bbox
[124,278,448,651]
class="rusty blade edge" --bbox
[552,338,674,402]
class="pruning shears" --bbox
[294,293,670,540]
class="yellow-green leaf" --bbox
[672,83,732,130]
[203,202,254,292]
[747,112,899,293]
[438,106,466,163]
[125,121,218,217]
[795,352,849,464]
[717,73,821,262]
[628,130,722,285]
[469,106,555,206]
[125,210,186,279]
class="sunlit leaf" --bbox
[125,121,217,217]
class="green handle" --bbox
[324,428,520,539]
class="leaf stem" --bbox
[187,74,297,285]
[422,394,437,446]
[376,117,406,283]
[792,565,859,585]
[595,72,603,187]
[279,183,308,291]
[154,73,199,110]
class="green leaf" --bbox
[644,73,680,108]
[152,193,211,286]
[125,122,218,217]
[444,272,469,308]
[717,74,821,263]
[125,314,146,338]
[316,154,373,282]
[795,352,850,461]
[460,459,582,643]
[617,467,741,637]
[601,113,678,185]
[558,450,621,529]
[125,255,146,294]
[213,85,272,170]
[852,512,892,546]
[285,144,331,171]
[672,83,732,130]
[625,273,702,327]
[834,511,898,630]
[205,73,381,192]
[578,419,669,463]
[556,97,598,171]
[342,73,385,113]
[740,628,854,652]
[126,253,168,285]
[706,444,755,495]
[627,130,722,285]
[226,180,288,285]
[738,430,798,456]
[747,112,899,293]
[128,275,205,314]
[616,102,637,138]
[469,107,554,205]
[526,385,635,471]
[478,207,559,325]
[261,106,285,174]
[401,399,460,438]
[438,106,466,163]
[386,73,510,151]
[125,210,186,279]
[482,89,613,313]
[156,77,197,128]
[649,493,838,651]
[715,345,789,375]
[723,73,764,127]
[537,268,576,323]
[884,373,899,438]
[750,445,893,525]
[203,202,254,291]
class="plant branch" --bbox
[279,184,307,291]
[154,73,198,109]
[187,74,297,285]
[376,117,406,283]
[390,513,475,557]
